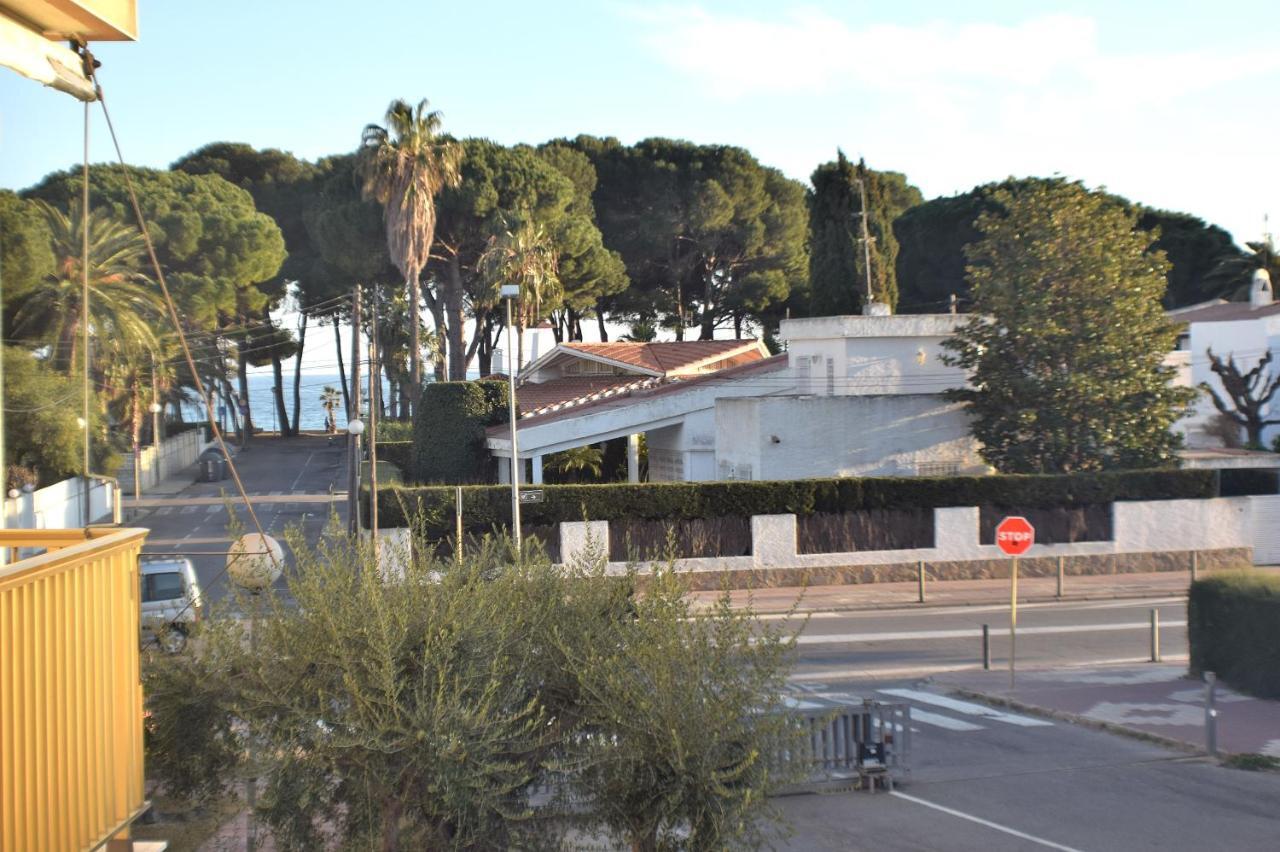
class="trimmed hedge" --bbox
[412,380,508,484]
[375,441,412,475]
[367,468,1217,543]
[1189,572,1280,698]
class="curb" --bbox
[726,588,1188,616]
[943,684,1209,758]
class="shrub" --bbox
[143,525,799,849]
[370,468,1218,544]
[376,420,414,442]
[798,508,934,554]
[978,503,1112,544]
[411,380,508,483]
[609,516,752,560]
[1188,572,1280,698]
[1218,467,1280,497]
[375,440,412,475]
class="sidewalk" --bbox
[935,662,1280,759]
[691,566,1280,614]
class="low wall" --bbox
[117,429,212,493]
[554,498,1258,587]
[3,476,117,532]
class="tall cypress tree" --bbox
[807,153,915,316]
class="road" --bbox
[784,596,1187,681]
[127,435,350,601]
[776,675,1280,850]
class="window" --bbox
[143,572,185,602]
[917,461,961,477]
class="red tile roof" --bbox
[515,376,649,416]
[490,354,788,438]
[562,339,764,375]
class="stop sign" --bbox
[996,516,1035,556]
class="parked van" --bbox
[140,557,203,652]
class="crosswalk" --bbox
[787,685,1053,733]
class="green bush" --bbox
[369,468,1217,542]
[376,420,414,442]
[375,441,412,475]
[1189,572,1280,698]
[411,380,508,483]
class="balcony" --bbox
[0,527,151,852]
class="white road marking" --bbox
[289,453,315,493]
[909,709,985,732]
[890,791,1086,852]
[205,504,221,513]
[181,505,199,514]
[156,507,174,516]
[878,689,1054,727]
[789,656,1188,683]
[798,620,1186,645]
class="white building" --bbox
[714,314,986,480]
[1168,269,1280,449]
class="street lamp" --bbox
[346,418,365,536]
[149,401,162,449]
[501,283,522,552]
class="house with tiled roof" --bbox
[488,339,782,483]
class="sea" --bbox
[181,372,394,433]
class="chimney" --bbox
[1251,268,1273,308]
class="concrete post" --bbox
[627,433,640,483]
[532,455,544,485]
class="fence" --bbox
[0,527,149,852]
[116,428,213,494]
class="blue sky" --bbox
[2,1,1277,244]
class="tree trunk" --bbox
[573,312,584,341]
[271,351,288,436]
[291,312,307,434]
[426,295,447,382]
[596,302,609,342]
[516,317,526,372]
[445,256,467,381]
[236,348,254,436]
[334,317,350,417]
[733,313,743,339]
[408,267,423,417]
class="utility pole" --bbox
[81,99,92,526]
[857,174,874,309]
[347,286,362,536]
[501,285,522,551]
[368,288,380,555]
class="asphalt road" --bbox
[127,435,350,602]
[776,677,1280,851]
[785,596,1188,682]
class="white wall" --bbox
[3,476,117,532]
[557,496,1261,574]
[715,394,985,480]
[117,429,213,492]
[1184,315,1280,448]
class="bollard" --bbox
[1204,672,1218,756]
[1056,556,1065,599]
[1191,551,1199,583]
[1150,608,1161,662]
[917,560,926,604]
[982,624,991,671]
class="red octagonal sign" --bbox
[996,516,1035,556]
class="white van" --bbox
[140,558,203,652]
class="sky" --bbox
[3,1,1279,369]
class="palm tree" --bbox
[15,200,163,372]
[357,99,463,414]
[319,385,342,433]
[478,218,562,369]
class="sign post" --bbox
[996,516,1035,688]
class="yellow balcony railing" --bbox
[0,527,149,852]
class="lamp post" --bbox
[501,283,522,552]
[346,417,365,536]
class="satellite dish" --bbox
[227,533,284,591]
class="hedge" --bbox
[412,380,508,483]
[1189,572,1280,698]
[365,468,1217,542]
[375,441,412,476]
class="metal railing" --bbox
[0,527,149,852]
[779,700,912,791]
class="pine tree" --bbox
[942,180,1195,473]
